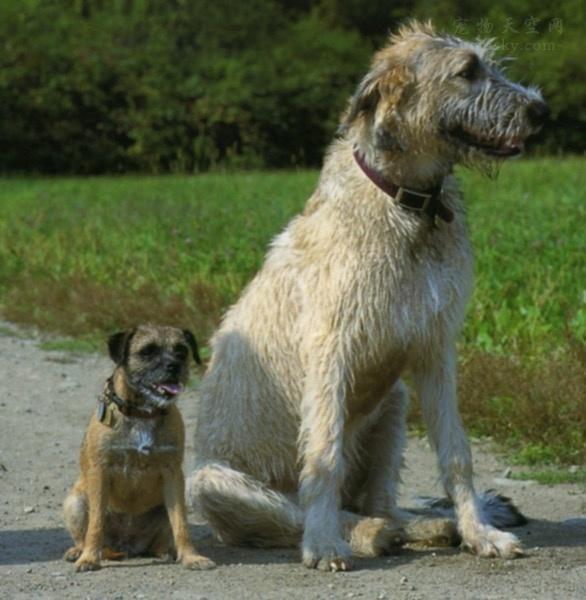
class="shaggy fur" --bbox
[188,21,547,571]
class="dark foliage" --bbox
[0,0,583,174]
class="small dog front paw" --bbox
[74,556,101,572]
[180,553,216,570]
[302,539,352,572]
[63,546,82,562]
[463,525,524,559]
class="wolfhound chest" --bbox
[342,246,470,418]
[358,239,471,342]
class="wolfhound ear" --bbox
[107,329,136,365]
[338,58,411,143]
[337,67,384,136]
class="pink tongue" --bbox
[158,383,183,395]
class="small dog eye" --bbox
[139,343,160,357]
[174,344,188,358]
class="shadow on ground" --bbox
[1,519,583,568]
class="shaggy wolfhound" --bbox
[188,21,548,571]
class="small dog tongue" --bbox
[158,383,183,395]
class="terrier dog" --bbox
[188,21,547,571]
[63,325,215,572]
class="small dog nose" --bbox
[166,361,181,377]
[527,101,550,126]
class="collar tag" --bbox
[96,399,115,427]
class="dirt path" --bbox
[0,324,584,599]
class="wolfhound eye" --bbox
[457,56,479,81]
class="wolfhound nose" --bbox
[527,101,550,126]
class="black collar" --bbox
[353,150,454,224]
[98,377,167,421]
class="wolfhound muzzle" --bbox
[439,53,548,158]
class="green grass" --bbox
[0,171,317,341]
[0,159,584,466]
[458,159,585,357]
[510,468,586,486]
[38,338,100,354]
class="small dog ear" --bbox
[107,329,134,365]
[183,329,202,365]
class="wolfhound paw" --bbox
[463,525,524,559]
[302,539,353,572]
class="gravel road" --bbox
[0,324,584,599]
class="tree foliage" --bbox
[0,0,583,174]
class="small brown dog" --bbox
[63,325,215,572]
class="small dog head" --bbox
[340,21,548,174]
[108,325,202,409]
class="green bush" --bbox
[0,0,583,174]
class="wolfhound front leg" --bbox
[362,380,409,519]
[413,343,523,558]
[299,344,352,571]
[360,381,458,547]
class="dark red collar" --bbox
[98,377,167,421]
[353,150,454,224]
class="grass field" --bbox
[0,158,584,468]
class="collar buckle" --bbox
[395,187,433,212]
[352,149,454,225]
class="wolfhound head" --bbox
[339,21,548,177]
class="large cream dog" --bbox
[188,21,547,571]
